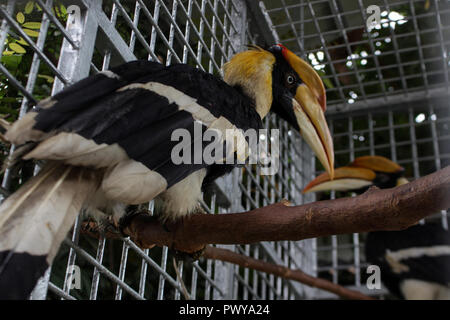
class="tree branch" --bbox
[79,226,373,300]
[203,246,374,300]
[124,166,450,253]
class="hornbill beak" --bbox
[302,155,405,193]
[281,46,334,178]
[302,166,376,193]
[351,155,404,174]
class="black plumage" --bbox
[366,222,450,299]
[33,61,262,189]
[0,60,264,299]
[304,155,450,299]
[0,45,333,299]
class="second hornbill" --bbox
[303,155,450,300]
[0,44,334,299]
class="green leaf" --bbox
[16,37,29,46]
[1,51,14,56]
[37,74,54,84]
[0,98,21,105]
[22,22,41,29]
[1,54,22,70]
[8,42,26,54]
[322,77,334,89]
[317,70,334,89]
[16,12,25,24]
[22,28,39,37]
[0,106,19,119]
[60,4,67,16]
[24,1,34,14]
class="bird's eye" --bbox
[286,74,295,86]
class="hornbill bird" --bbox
[303,155,450,300]
[0,44,334,299]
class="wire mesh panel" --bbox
[312,97,450,298]
[0,0,317,300]
[0,0,234,300]
[261,0,450,111]
[229,113,317,300]
[253,0,450,298]
[1,0,449,300]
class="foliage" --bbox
[0,1,68,123]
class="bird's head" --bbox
[223,44,334,178]
[302,155,408,194]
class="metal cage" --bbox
[0,0,448,300]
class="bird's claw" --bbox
[173,246,206,262]
[118,209,152,237]
[80,217,121,239]
[100,218,121,236]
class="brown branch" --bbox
[203,246,374,300]
[124,166,450,253]
[78,226,374,300]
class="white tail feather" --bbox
[0,163,100,266]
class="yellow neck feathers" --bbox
[222,48,276,119]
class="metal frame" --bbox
[0,0,316,300]
[246,0,449,299]
[261,0,450,112]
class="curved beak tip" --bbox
[292,87,334,186]
[302,187,312,194]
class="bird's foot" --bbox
[80,217,100,234]
[80,216,121,239]
[118,209,156,249]
[98,216,121,236]
[173,245,206,262]
[118,208,152,237]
